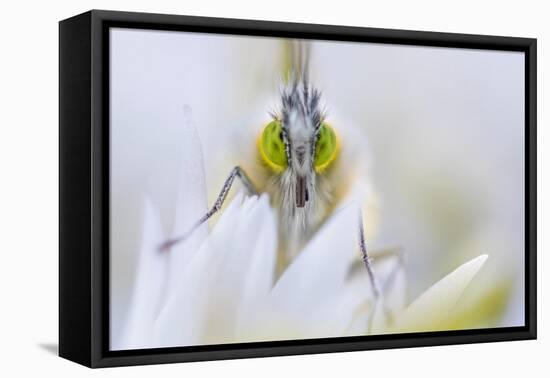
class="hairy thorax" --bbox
[261,165,339,265]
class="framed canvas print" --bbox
[59,10,537,368]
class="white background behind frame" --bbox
[0,0,546,376]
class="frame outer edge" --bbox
[66,9,537,368]
[59,11,94,367]
[528,38,537,339]
[90,9,108,368]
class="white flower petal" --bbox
[370,253,408,333]
[235,195,278,327]
[242,203,360,340]
[153,194,244,346]
[202,194,275,343]
[270,203,358,308]
[393,254,488,332]
[155,194,278,346]
[379,260,407,314]
[117,195,167,349]
[238,284,368,342]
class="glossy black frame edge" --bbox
[58,9,537,368]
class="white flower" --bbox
[117,191,368,349]
[381,254,489,334]
[113,120,489,350]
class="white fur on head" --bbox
[271,76,331,258]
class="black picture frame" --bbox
[59,9,537,368]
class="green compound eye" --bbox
[259,120,288,172]
[314,123,339,172]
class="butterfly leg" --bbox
[358,212,407,331]
[358,211,382,299]
[159,166,257,251]
[374,246,405,297]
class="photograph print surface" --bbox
[109,27,525,350]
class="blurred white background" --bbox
[111,29,524,337]
[0,0,547,377]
